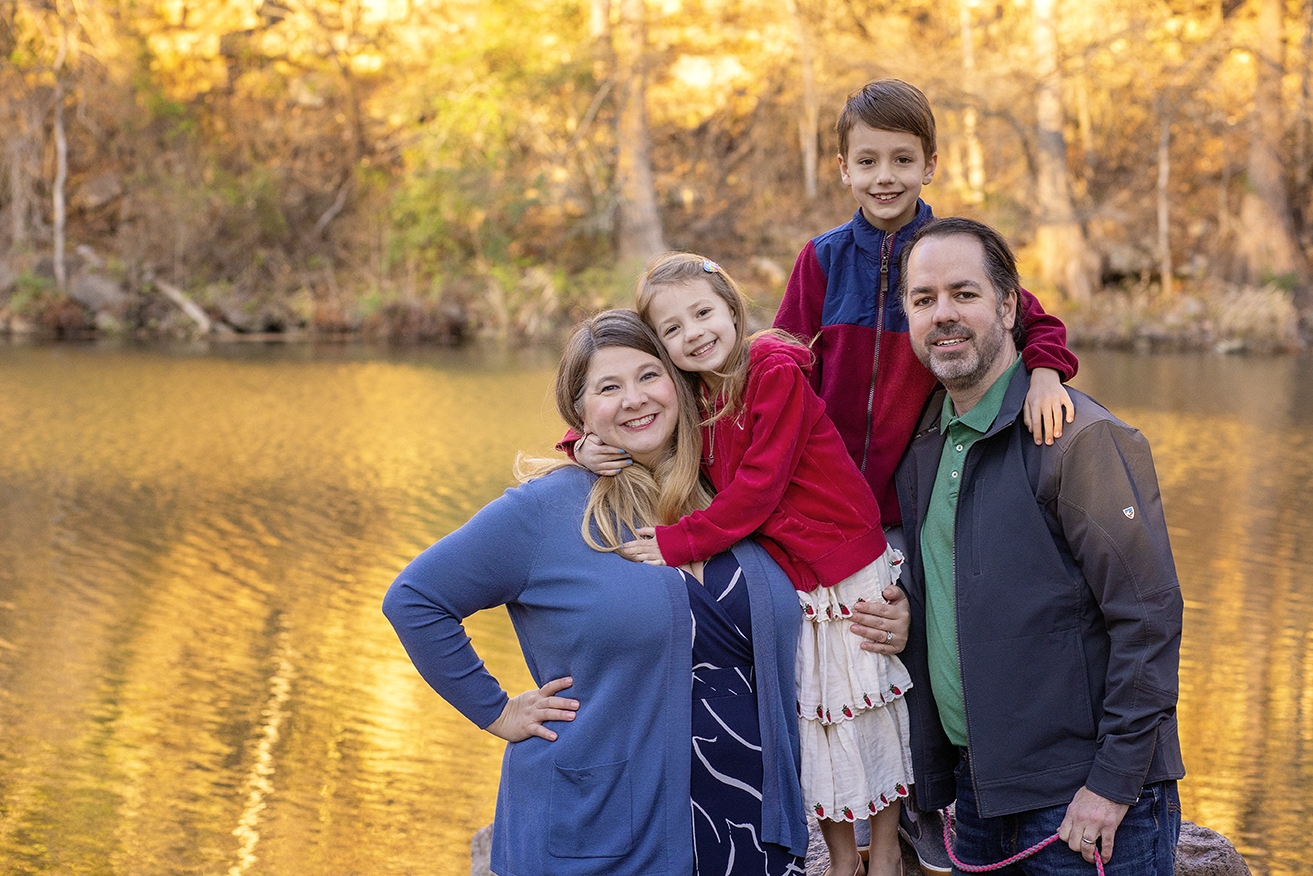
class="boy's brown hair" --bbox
[836,79,937,163]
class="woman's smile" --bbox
[581,346,680,468]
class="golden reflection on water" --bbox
[0,345,1309,876]
[0,343,558,876]
[1071,352,1313,876]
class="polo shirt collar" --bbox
[938,356,1024,435]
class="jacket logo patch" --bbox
[1123,506,1136,519]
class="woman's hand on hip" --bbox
[485,677,579,742]
[849,585,911,655]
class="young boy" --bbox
[774,78,1078,529]
[772,78,1080,875]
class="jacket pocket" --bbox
[547,758,634,858]
[768,499,842,554]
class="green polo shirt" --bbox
[920,357,1022,747]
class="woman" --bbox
[383,310,907,875]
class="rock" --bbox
[72,172,124,211]
[470,824,492,876]
[206,283,292,333]
[1175,821,1252,876]
[69,272,130,318]
[94,310,125,333]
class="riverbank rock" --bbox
[68,271,130,331]
[1175,820,1253,876]
[470,824,492,876]
[468,818,1251,876]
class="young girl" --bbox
[581,253,911,876]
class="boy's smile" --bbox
[838,124,937,233]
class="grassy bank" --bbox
[2,258,1308,355]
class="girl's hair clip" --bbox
[702,258,721,274]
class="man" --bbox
[879,217,1184,874]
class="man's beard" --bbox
[919,308,1009,393]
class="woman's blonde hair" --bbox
[635,252,800,426]
[514,309,713,552]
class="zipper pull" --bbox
[879,233,894,296]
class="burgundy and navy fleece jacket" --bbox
[774,202,1079,525]
[655,335,887,593]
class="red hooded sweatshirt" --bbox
[654,334,887,593]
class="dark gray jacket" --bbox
[894,366,1185,818]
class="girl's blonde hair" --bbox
[635,252,802,425]
[514,309,713,552]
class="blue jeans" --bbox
[951,752,1180,875]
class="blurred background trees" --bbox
[1,0,1310,344]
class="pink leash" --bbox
[937,809,1107,875]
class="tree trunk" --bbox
[959,0,984,203]
[52,29,68,292]
[613,0,665,267]
[1297,0,1312,196]
[1031,0,1092,301]
[785,0,819,200]
[1302,0,1313,234]
[1157,106,1173,297]
[590,0,610,39]
[8,132,31,248]
[1074,60,1096,192]
[1236,0,1308,284]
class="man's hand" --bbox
[1023,367,1075,446]
[1058,785,1131,865]
[485,677,578,742]
[619,527,667,565]
[575,433,630,476]
[848,584,911,655]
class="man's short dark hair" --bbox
[898,217,1027,349]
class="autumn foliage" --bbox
[1,0,1310,347]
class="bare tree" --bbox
[785,0,820,200]
[52,21,69,291]
[958,0,985,203]
[613,0,665,266]
[1236,0,1308,284]
[1031,0,1093,301]
[590,0,610,39]
[1155,98,1173,297]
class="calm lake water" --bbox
[0,340,1309,876]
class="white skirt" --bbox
[796,547,914,822]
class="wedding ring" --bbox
[1081,838,1096,845]
[885,630,894,645]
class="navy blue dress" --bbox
[687,552,806,876]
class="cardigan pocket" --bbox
[547,758,634,858]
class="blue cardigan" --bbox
[382,466,808,875]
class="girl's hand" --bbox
[485,677,579,742]
[1023,367,1075,446]
[618,527,667,565]
[575,432,630,476]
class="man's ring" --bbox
[1081,838,1096,845]
[884,630,894,645]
